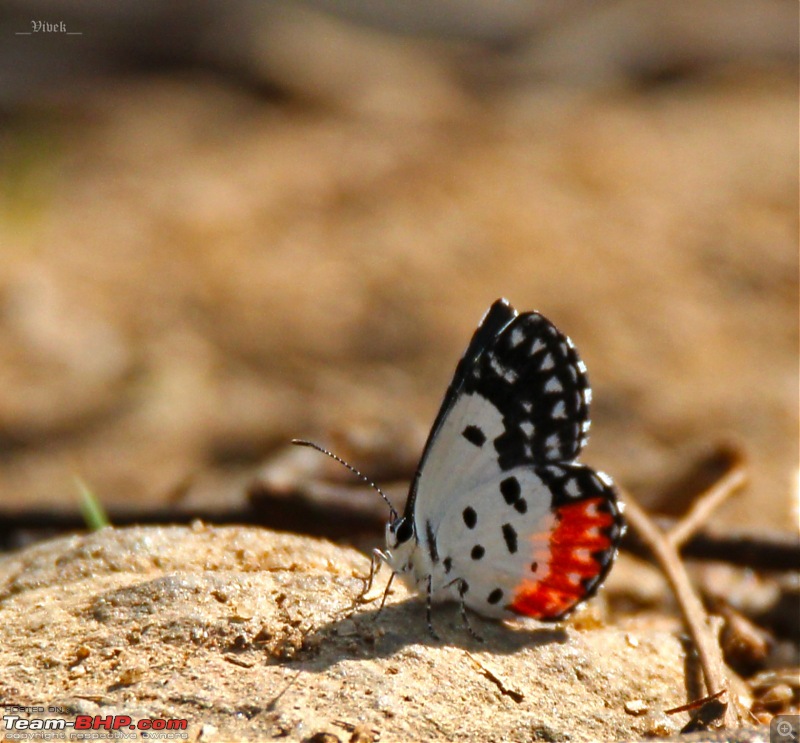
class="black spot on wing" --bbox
[502,523,518,554]
[425,520,439,564]
[500,476,521,504]
[471,545,485,560]
[461,424,486,447]
[487,588,504,604]
[500,476,528,513]
[462,507,477,529]
[443,557,453,574]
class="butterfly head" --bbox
[385,515,416,572]
[386,515,414,548]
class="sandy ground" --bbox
[0,525,707,742]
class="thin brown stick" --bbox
[464,651,525,703]
[666,463,748,548]
[621,490,740,728]
[664,688,727,714]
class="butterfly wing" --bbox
[406,298,517,500]
[432,461,623,619]
[466,307,593,467]
[408,298,622,620]
[407,298,592,518]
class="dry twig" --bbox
[664,688,727,714]
[666,460,747,548]
[464,651,525,703]
[622,491,741,728]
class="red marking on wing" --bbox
[508,497,615,619]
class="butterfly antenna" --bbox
[291,439,399,520]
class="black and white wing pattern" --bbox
[404,299,623,620]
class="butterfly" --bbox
[295,298,624,636]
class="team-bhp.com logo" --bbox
[3,713,188,739]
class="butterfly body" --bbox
[383,299,623,622]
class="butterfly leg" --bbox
[457,580,484,643]
[357,549,383,602]
[426,575,440,641]
[374,571,395,618]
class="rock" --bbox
[0,525,694,741]
[625,699,650,716]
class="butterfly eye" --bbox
[392,518,414,544]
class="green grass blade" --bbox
[75,477,110,530]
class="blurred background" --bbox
[0,0,797,546]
